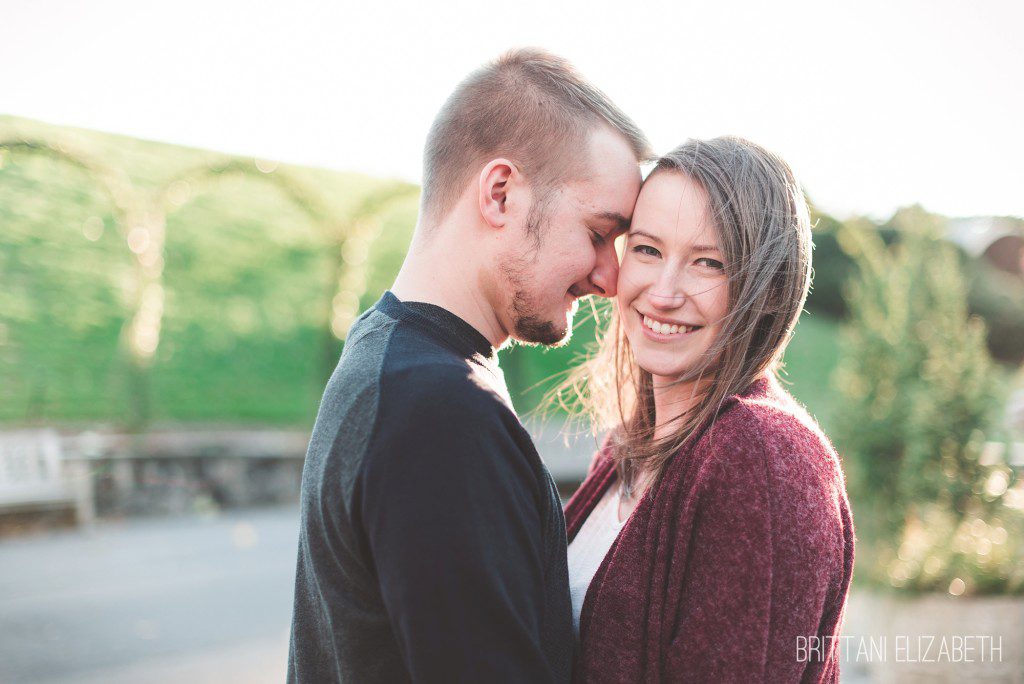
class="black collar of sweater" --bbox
[375,290,496,362]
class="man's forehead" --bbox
[572,126,642,184]
[567,168,642,222]
[566,184,636,225]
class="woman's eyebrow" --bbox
[626,232,721,253]
[627,229,662,244]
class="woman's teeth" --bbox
[643,315,695,336]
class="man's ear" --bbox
[478,158,519,229]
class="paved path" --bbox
[0,502,874,683]
[0,506,298,683]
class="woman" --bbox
[562,137,855,682]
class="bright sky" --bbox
[3,0,1022,219]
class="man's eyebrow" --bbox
[592,211,631,232]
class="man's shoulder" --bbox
[346,304,483,369]
[377,355,510,426]
[360,354,539,494]
[332,305,467,384]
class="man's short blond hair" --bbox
[420,48,652,223]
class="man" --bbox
[288,48,650,683]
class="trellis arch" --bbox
[0,138,157,362]
[156,158,332,223]
[327,182,420,341]
[154,162,419,382]
[0,138,138,232]
[138,160,342,364]
[2,136,422,423]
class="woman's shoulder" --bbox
[690,376,844,488]
[709,376,834,447]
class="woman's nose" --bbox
[647,289,686,310]
[647,269,686,309]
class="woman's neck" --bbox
[620,375,707,505]
[650,374,704,442]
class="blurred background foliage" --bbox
[1,116,411,425]
[0,116,862,430]
[1,115,1022,432]
[833,221,1022,594]
[2,114,1023,593]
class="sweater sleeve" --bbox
[357,366,556,684]
[666,416,774,682]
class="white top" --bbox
[566,483,628,638]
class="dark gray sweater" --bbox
[288,291,573,683]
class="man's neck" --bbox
[391,241,509,349]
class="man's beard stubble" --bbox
[506,266,574,347]
[501,200,576,348]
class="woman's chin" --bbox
[633,353,689,381]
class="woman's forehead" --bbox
[633,173,718,245]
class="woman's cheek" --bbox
[616,259,637,300]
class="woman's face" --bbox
[616,171,730,384]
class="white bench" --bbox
[0,429,77,518]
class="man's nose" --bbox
[588,244,620,298]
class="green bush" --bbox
[832,224,1023,595]
[807,205,1024,365]
[805,221,898,319]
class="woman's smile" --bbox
[636,309,703,340]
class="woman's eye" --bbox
[632,244,661,258]
[695,257,724,270]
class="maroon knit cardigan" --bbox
[564,376,856,683]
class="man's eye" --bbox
[632,245,660,258]
[696,257,725,270]
[590,229,606,246]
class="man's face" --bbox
[500,126,642,347]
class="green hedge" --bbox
[808,221,1024,365]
